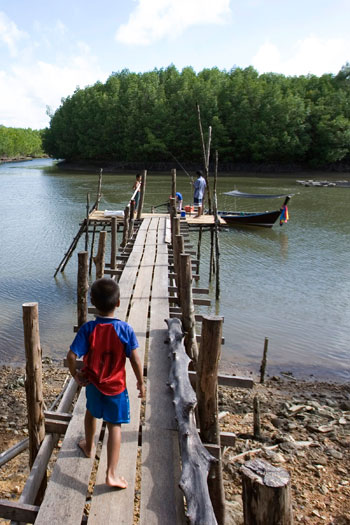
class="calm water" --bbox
[0,159,349,381]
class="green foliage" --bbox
[42,65,350,167]
[0,126,43,158]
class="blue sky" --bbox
[1,0,349,129]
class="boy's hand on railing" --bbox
[74,370,89,387]
[137,381,145,398]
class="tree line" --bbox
[0,126,44,159]
[40,63,350,167]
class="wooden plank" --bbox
[35,390,103,525]
[88,218,157,525]
[140,218,186,524]
[45,419,69,434]
[0,500,39,523]
[188,370,254,389]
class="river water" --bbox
[0,159,349,381]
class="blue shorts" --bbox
[85,383,130,424]
[194,197,202,205]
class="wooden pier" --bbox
[0,170,293,525]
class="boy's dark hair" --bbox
[196,170,203,176]
[90,278,120,313]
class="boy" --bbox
[67,278,145,489]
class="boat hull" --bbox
[218,209,281,228]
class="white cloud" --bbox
[252,36,350,76]
[116,0,231,45]
[0,11,28,57]
[0,51,107,129]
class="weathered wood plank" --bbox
[140,218,185,524]
[88,218,157,524]
[35,391,103,525]
[188,370,254,389]
[0,500,39,523]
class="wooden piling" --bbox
[196,315,225,525]
[94,230,107,279]
[121,205,130,247]
[179,253,198,368]
[22,302,46,505]
[260,337,269,383]
[196,225,202,275]
[128,199,135,241]
[214,150,220,299]
[110,217,117,270]
[241,459,293,525]
[77,251,88,328]
[136,169,147,220]
[175,234,184,300]
[253,395,261,439]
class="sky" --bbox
[1,0,350,130]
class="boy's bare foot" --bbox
[106,473,128,489]
[78,439,94,458]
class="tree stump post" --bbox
[179,253,198,368]
[94,230,107,279]
[22,302,46,500]
[77,251,88,328]
[241,459,293,525]
[196,315,225,524]
[110,216,117,270]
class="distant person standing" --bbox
[193,170,206,217]
[175,191,183,211]
[132,173,142,210]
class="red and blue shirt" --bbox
[70,317,138,396]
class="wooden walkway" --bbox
[35,216,186,524]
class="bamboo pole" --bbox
[95,168,103,210]
[94,230,107,279]
[196,225,202,275]
[196,315,225,525]
[110,216,117,270]
[136,169,147,220]
[175,234,184,302]
[197,103,212,213]
[171,168,176,200]
[85,193,90,251]
[77,251,88,328]
[214,151,220,300]
[179,253,198,368]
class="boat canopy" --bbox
[223,190,292,199]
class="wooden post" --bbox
[128,199,135,240]
[175,234,184,300]
[197,225,202,275]
[121,205,130,247]
[95,168,103,210]
[253,395,261,439]
[179,253,198,368]
[110,217,117,270]
[209,228,215,282]
[77,251,88,328]
[260,337,269,383]
[241,459,293,525]
[22,302,46,504]
[85,193,90,251]
[94,230,107,279]
[169,197,176,220]
[171,168,176,200]
[196,315,225,525]
[136,169,146,220]
[214,150,220,300]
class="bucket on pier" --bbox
[180,210,186,218]
[184,205,194,213]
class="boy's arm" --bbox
[130,349,145,398]
[67,349,88,386]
